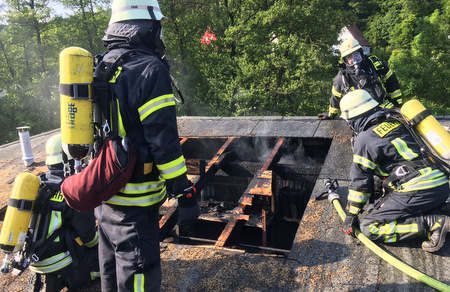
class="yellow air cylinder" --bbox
[0,173,40,254]
[59,47,94,160]
[401,99,450,160]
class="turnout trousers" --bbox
[360,183,449,243]
[95,204,161,292]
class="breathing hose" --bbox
[327,189,450,292]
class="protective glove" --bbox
[178,194,199,225]
[343,214,359,238]
[318,112,336,120]
[172,179,200,225]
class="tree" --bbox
[0,0,449,144]
[6,0,53,72]
[390,8,450,113]
[163,0,350,116]
[60,0,109,54]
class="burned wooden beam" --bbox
[159,137,235,237]
[214,138,285,248]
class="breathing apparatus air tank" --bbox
[400,99,450,160]
[0,173,40,267]
[59,47,94,171]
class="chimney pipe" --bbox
[16,126,34,167]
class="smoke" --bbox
[279,138,315,165]
[232,137,273,163]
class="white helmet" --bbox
[109,0,166,25]
[340,89,379,120]
[340,38,362,58]
[45,133,73,166]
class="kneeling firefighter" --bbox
[30,133,99,291]
[93,0,199,291]
[340,89,450,252]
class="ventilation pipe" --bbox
[16,126,34,167]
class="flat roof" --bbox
[1,116,450,291]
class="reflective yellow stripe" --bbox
[369,221,419,243]
[353,155,377,170]
[332,85,342,98]
[139,94,176,121]
[108,187,166,207]
[157,155,187,180]
[398,169,448,192]
[394,223,419,234]
[384,68,393,81]
[120,179,165,195]
[90,271,100,280]
[134,273,145,292]
[49,211,62,243]
[385,234,397,243]
[84,233,99,248]
[380,100,394,108]
[30,251,72,274]
[391,138,418,161]
[375,166,390,177]
[348,205,361,215]
[329,106,339,114]
[389,89,402,99]
[348,189,370,204]
[116,99,126,137]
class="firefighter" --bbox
[340,89,450,252]
[94,0,199,290]
[31,133,99,291]
[319,38,403,119]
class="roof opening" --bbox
[159,137,331,255]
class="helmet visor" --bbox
[344,51,362,66]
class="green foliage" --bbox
[0,0,109,143]
[388,5,450,114]
[0,0,449,145]
[165,0,346,116]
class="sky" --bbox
[0,1,77,23]
[50,1,75,18]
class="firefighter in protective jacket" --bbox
[31,133,99,291]
[319,38,403,119]
[340,89,450,252]
[93,0,199,290]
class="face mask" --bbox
[344,51,362,67]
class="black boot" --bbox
[421,214,450,252]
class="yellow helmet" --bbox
[45,133,72,166]
[340,38,362,58]
[109,0,166,24]
[340,89,379,120]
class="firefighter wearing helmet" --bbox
[29,133,99,291]
[94,0,198,290]
[340,89,450,252]
[318,38,403,119]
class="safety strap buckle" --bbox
[30,254,39,264]
[395,165,410,177]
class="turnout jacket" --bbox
[329,55,402,116]
[30,170,98,274]
[102,47,187,208]
[346,112,449,216]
